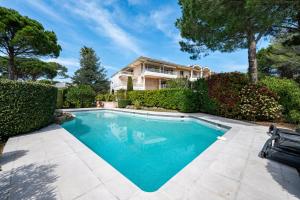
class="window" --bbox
[180,71,184,76]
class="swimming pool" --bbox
[62,110,227,192]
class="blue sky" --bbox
[1,0,270,81]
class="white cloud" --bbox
[42,57,79,68]
[217,64,248,73]
[150,6,181,43]
[63,0,143,56]
[26,0,70,25]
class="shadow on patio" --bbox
[0,163,59,200]
[0,150,28,167]
[267,162,300,199]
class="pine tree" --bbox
[73,46,109,93]
[127,76,133,91]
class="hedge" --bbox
[127,89,199,112]
[0,80,57,140]
[118,99,131,108]
[56,89,64,108]
[261,76,300,123]
[66,85,96,108]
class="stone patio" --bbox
[0,108,299,200]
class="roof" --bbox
[111,56,207,77]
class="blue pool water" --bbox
[62,110,227,192]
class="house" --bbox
[110,56,212,92]
[54,82,70,88]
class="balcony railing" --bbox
[119,71,133,75]
[145,68,175,75]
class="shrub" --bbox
[95,93,105,101]
[192,79,218,114]
[238,84,282,121]
[133,100,142,109]
[56,89,64,108]
[207,72,249,117]
[288,110,300,124]
[0,80,57,140]
[95,93,115,102]
[127,89,199,112]
[116,89,126,100]
[118,99,131,108]
[66,85,96,108]
[167,78,190,89]
[127,77,133,91]
[261,76,300,123]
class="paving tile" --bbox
[236,183,288,200]
[161,178,191,200]
[194,170,239,200]
[49,154,101,200]
[76,185,117,200]
[186,185,226,200]
[104,176,138,200]
[241,159,287,200]
[9,161,61,200]
[209,154,247,181]
[43,140,74,160]
[130,191,170,200]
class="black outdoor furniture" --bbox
[260,124,300,170]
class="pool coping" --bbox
[60,108,232,130]
[2,108,299,200]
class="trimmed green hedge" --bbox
[118,99,131,108]
[66,85,96,108]
[127,89,199,112]
[56,89,64,108]
[0,80,57,140]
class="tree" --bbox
[73,46,109,93]
[257,41,300,82]
[0,7,61,80]
[127,76,133,91]
[0,57,68,81]
[176,1,298,83]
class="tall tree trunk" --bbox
[8,55,16,80]
[247,33,258,83]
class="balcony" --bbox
[144,68,177,79]
[118,71,133,78]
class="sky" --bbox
[1,0,270,82]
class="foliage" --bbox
[73,46,109,93]
[0,7,61,80]
[288,110,300,124]
[95,93,115,102]
[192,79,218,114]
[257,47,275,78]
[38,79,53,85]
[176,1,298,83]
[238,84,282,121]
[0,57,68,81]
[127,76,133,91]
[56,89,64,109]
[257,42,300,83]
[127,89,199,112]
[261,76,300,123]
[118,99,131,108]
[133,100,142,109]
[66,85,96,108]
[166,78,190,89]
[207,72,249,117]
[0,79,57,140]
[116,89,126,100]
